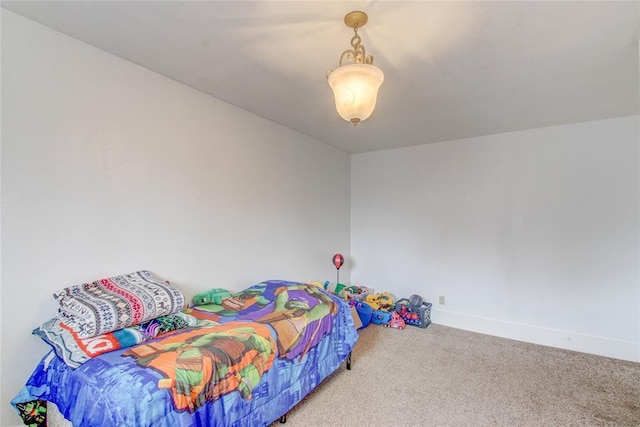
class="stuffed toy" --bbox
[192,288,232,306]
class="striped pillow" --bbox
[54,270,185,338]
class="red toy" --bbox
[395,298,432,328]
[332,254,344,269]
[384,311,405,330]
[332,253,345,288]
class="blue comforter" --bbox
[12,280,359,426]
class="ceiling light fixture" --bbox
[327,11,384,126]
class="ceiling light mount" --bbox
[344,10,368,29]
[327,11,384,126]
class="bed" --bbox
[11,278,359,426]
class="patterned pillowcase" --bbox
[34,312,209,368]
[53,270,185,338]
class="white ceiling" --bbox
[3,1,639,154]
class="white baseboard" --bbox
[432,308,640,363]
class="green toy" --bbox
[192,288,232,306]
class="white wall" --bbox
[352,116,640,362]
[1,11,350,425]
[2,8,638,427]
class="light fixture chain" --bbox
[337,27,374,67]
[351,30,365,63]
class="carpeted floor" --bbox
[275,324,640,426]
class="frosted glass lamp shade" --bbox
[328,63,384,125]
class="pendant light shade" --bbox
[327,11,384,126]
[328,63,384,125]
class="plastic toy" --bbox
[370,310,392,325]
[325,282,346,294]
[384,311,405,329]
[338,285,370,301]
[377,292,395,310]
[364,291,396,311]
[409,294,423,307]
[332,253,344,288]
[364,294,381,310]
[395,297,432,328]
[192,288,232,306]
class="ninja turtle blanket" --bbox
[12,280,358,427]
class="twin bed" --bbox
[12,275,359,426]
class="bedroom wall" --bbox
[351,115,640,362]
[1,11,350,425]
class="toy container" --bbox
[351,301,373,329]
[395,298,432,328]
[370,310,392,325]
[353,286,372,301]
[338,285,371,302]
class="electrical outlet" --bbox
[439,295,445,305]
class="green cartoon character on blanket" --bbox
[123,322,277,412]
[256,284,337,361]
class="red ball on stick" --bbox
[332,253,344,270]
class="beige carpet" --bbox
[275,324,640,426]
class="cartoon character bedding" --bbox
[12,273,358,427]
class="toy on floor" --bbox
[192,288,232,306]
[350,300,373,329]
[409,294,423,307]
[377,292,395,310]
[364,291,395,311]
[395,295,432,328]
[364,294,381,310]
[370,310,392,325]
[384,311,406,330]
[338,285,371,301]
